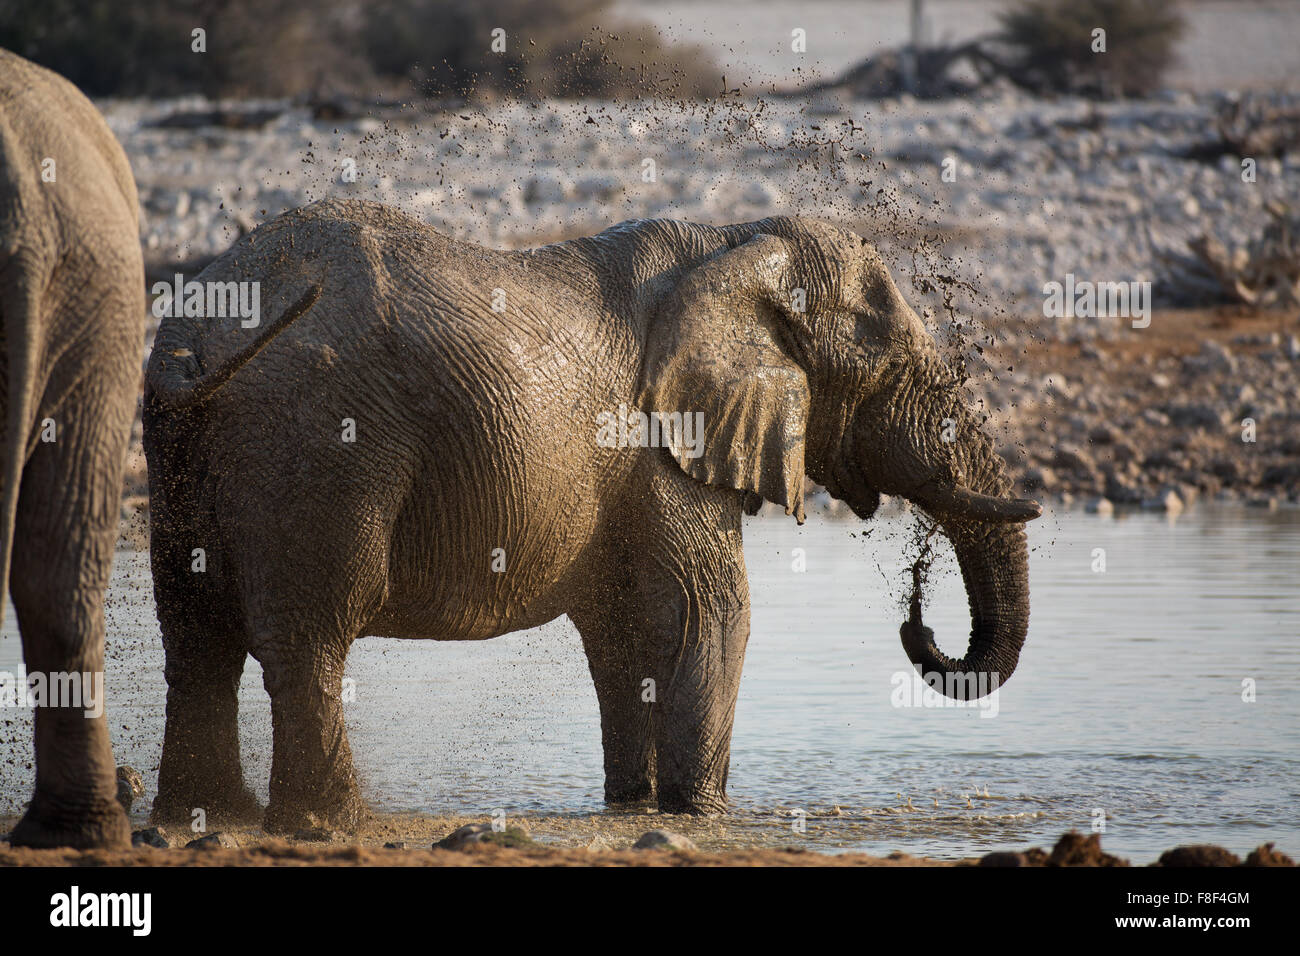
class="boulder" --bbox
[1048,831,1128,867]
[1020,466,1057,491]
[1141,488,1184,513]
[1244,843,1295,867]
[1157,845,1241,867]
[435,822,536,850]
[632,829,698,852]
[186,831,239,850]
[1166,404,1227,430]
[115,765,144,813]
[1085,496,1115,515]
[131,827,171,849]
[1053,444,1096,474]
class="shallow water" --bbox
[2,505,1297,862]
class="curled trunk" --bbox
[900,515,1030,700]
[884,362,1035,700]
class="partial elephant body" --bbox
[145,198,1037,829]
[0,51,144,848]
[155,205,701,638]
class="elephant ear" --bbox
[638,234,810,523]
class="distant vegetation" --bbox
[0,0,1189,102]
[363,0,719,99]
[996,0,1187,98]
[801,0,1188,101]
[0,0,719,100]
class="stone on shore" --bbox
[435,822,537,850]
[633,829,698,852]
[186,831,239,850]
[115,765,144,813]
[131,827,171,848]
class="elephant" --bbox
[144,198,1039,831]
[0,51,145,847]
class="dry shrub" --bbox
[0,0,718,100]
[996,0,1186,97]
[362,0,719,99]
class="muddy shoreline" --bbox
[1,814,1291,867]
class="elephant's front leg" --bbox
[648,584,750,815]
[599,487,751,815]
[570,604,656,806]
[250,637,363,834]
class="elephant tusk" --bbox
[920,483,1042,523]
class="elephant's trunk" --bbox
[873,359,1036,701]
[900,514,1029,701]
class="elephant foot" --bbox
[606,798,658,813]
[264,789,364,835]
[656,788,728,816]
[605,782,656,811]
[151,782,263,827]
[8,794,130,849]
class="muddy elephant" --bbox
[0,51,144,847]
[144,198,1039,831]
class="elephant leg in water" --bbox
[191,481,386,832]
[148,483,261,825]
[7,388,134,847]
[570,467,750,814]
[148,446,379,831]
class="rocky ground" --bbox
[976,308,1300,510]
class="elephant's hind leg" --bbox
[150,459,260,825]
[152,614,261,826]
[248,620,364,835]
[237,507,388,835]
[6,401,129,848]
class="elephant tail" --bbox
[146,283,322,412]
[0,267,41,631]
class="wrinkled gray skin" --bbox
[145,198,1039,831]
[0,52,144,848]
